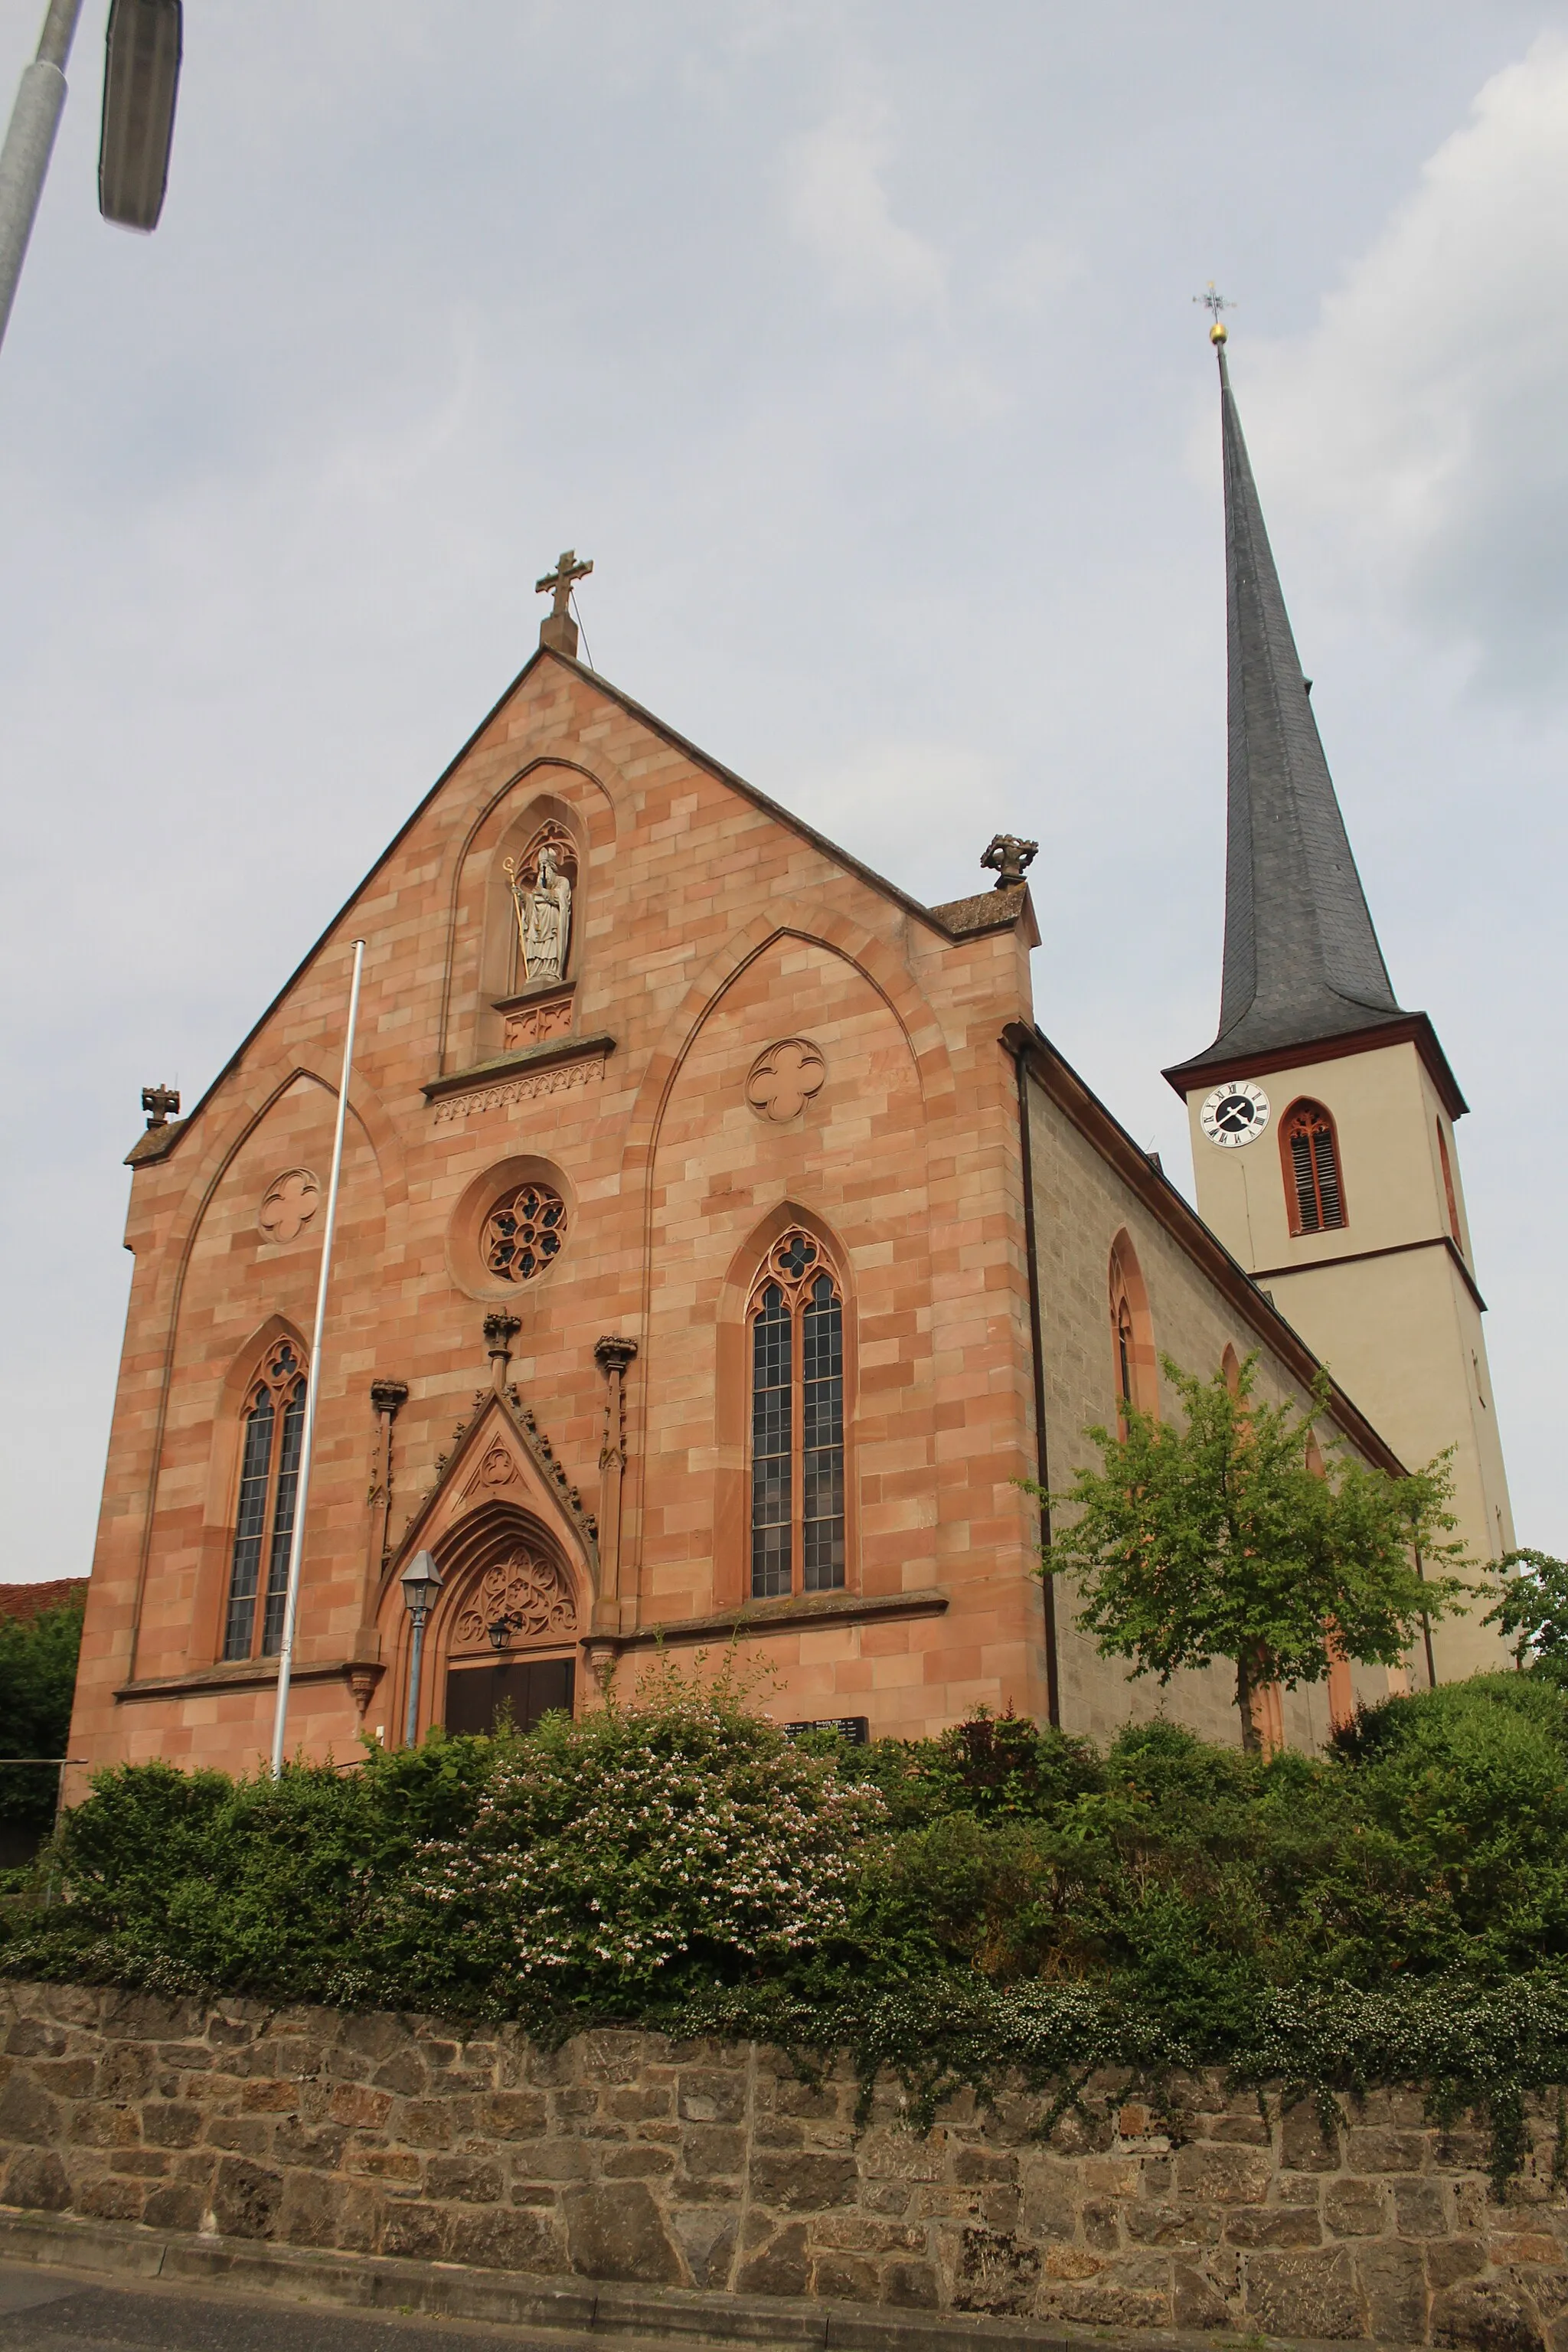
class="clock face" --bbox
[1200,1080,1270,1148]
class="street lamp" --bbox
[399,1550,443,1747]
[0,0,184,361]
[98,0,181,230]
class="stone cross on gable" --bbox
[536,549,594,658]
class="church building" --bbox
[65,346,1511,1788]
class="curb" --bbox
[0,2206,1403,2352]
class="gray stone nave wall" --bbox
[2,1983,1566,2346]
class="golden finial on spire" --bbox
[1194,282,1233,344]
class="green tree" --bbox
[1483,1550,1568,1668]
[1035,1355,1472,1751]
[0,1597,85,1850]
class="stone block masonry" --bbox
[2,1984,1566,2346]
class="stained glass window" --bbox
[802,1272,844,1592]
[484,1184,567,1282]
[751,1282,792,1598]
[222,1341,307,1663]
[260,1384,307,1655]
[223,1393,273,1660]
[749,1235,846,1600]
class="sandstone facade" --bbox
[71,645,1406,1785]
[2,1985,1565,2346]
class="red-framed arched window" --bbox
[749,1230,845,1599]
[1108,1230,1156,1422]
[222,1338,308,1661]
[1280,1099,1347,1236]
[1436,1121,1462,1246]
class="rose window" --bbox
[483,1183,567,1282]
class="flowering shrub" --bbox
[6,1660,1568,2180]
[402,1662,886,2000]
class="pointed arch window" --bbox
[749,1231,845,1599]
[223,1339,308,1661]
[1116,1298,1135,1408]
[1281,1100,1347,1236]
[1436,1121,1462,1246]
[1108,1230,1155,1422]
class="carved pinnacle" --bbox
[980,835,1039,890]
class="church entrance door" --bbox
[443,1656,574,1736]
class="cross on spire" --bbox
[535,549,594,657]
[1194,282,1233,344]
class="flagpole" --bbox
[270,939,365,1779]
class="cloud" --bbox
[1241,34,1568,695]
[783,106,947,312]
[983,234,1083,318]
[782,740,1015,906]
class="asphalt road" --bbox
[0,2264,708,2352]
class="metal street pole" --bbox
[270,939,366,1780]
[0,0,84,358]
[405,1607,429,1747]
[400,1553,443,1749]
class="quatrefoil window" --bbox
[258,1168,319,1244]
[483,1183,567,1282]
[746,1039,826,1123]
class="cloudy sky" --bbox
[2,0,1565,1581]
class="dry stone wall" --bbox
[2,1984,1566,2347]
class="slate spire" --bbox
[1169,335,1403,1080]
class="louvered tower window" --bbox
[223,1339,309,1661]
[1282,1101,1346,1236]
[748,1232,846,1599]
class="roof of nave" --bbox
[125,645,1038,1166]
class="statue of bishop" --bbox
[517,844,572,984]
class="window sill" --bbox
[421,1033,616,1103]
[614,1586,948,1649]
[492,978,575,1017]
[114,1658,361,1702]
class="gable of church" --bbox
[72,619,1420,1781]
[81,642,1050,1766]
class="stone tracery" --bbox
[451,1545,577,1649]
[483,1183,567,1282]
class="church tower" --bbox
[1164,325,1514,1679]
